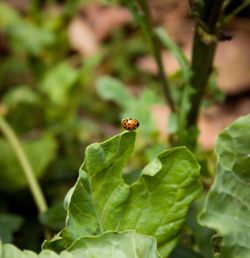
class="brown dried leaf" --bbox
[83,4,132,41]
[68,17,99,57]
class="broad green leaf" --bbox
[0,134,57,191]
[0,232,159,258]
[40,63,78,105]
[186,197,214,258]
[43,131,136,250]
[0,241,73,258]
[118,147,201,256]
[68,231,160,258]
[44,132,201,257]
[199,114,250,258]
[96,76,133,109]
[0,213,23,243]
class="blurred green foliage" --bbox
[0,0,166,251]
[0,0,248,257]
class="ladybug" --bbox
[121,118,140,131]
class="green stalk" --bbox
[0,117,48,214]
[180,0,225,149]
[136,0,176,112]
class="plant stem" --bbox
[0,117,48,214]
[138,1,176,112]
[184,0,225,149]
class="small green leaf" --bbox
[0,2,55,57]
[40,63,78,105]
[156,27,195,147]
[199,114,250,258]
[97,76,158,136]
[167,112,178,134]
[7,21,55,56]
[121,89,158,136]
[96,76,133,109]
[3,86,40,108]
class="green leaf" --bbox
[156,27,195,146]
[7,21,55,56]
[167,112,178,134]
[0,232,159,258]
[121,89,158,136]
[0,241,73,258]
[68,231,160,258]
[40,63,78,105]
[3,86,40,108]
[119,147,201,256]
[45,131,136,249]
[186,197,214,258]
[97,76,158,136]
[44,132,201,257]
[0,134,57,191]
[145,143,167,162]
[199,114,250,258]
[0,213,23,243]
[96,76,133,109]
[0,2,55,57]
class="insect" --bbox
[121,118,140,131]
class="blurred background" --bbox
[0,0,249,253]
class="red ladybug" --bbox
[121,118,140,131]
